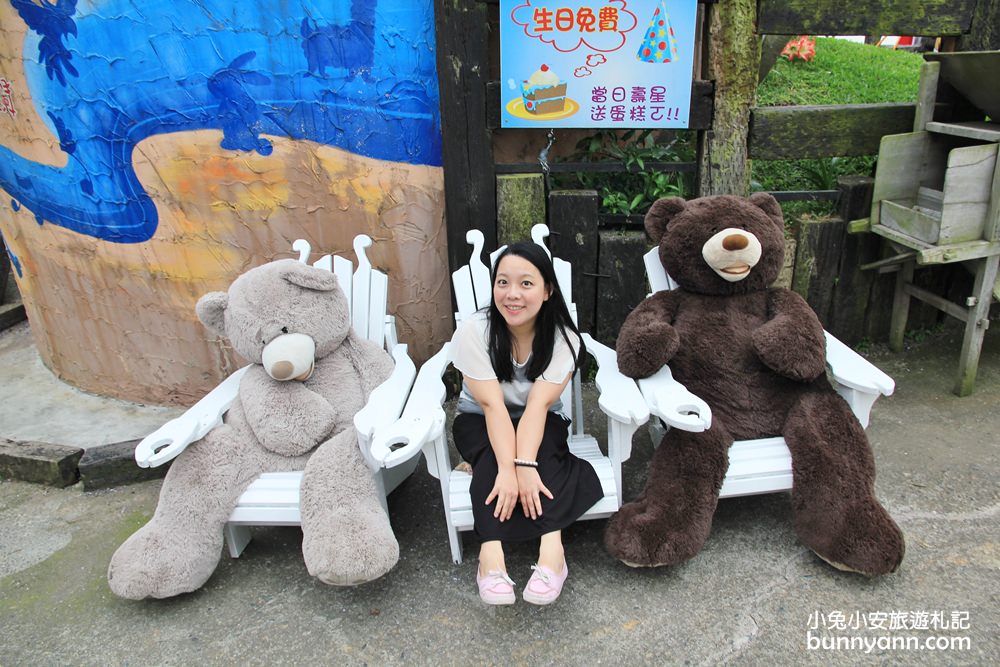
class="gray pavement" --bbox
[1,319,999,665]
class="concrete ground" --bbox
[1,320,998,665]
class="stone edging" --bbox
[0,437,168,490]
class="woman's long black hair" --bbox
[486,241,585,382]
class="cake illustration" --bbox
[521,64,567,115]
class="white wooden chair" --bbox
[639,247,896,498]
[374,224,691,564]
[133,235,422,557]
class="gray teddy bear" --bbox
[108,258,398,599]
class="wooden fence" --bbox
[434,0,999,346]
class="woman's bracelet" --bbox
[513,458,538,468]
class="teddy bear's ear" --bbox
[196,292,229,337]
[749,192,784,229]
[644,197,687,244]
[279,262,339,292]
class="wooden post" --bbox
[888,260,914,352]
[958,0,1000,51]
[913,61,940,132]
[696,0,758,196]
[829,176,878,344]
[792,218,845,328]
[758,35,787,83]
[956,255,1000,395]
[434,0,496,272]
[547,190,599,336]
[496,175,545,246]
[595,230,648,346]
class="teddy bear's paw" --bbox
[800,498,905,576]
[302,510,400,586]
[108,523,223,599]
[604,500,709,568]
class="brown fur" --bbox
[605,194,904,576]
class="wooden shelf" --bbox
[925,121,1000,143]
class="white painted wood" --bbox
[641,257,895,499]
[312,254,332,273]
[134,366,249,468]
[467,230,492,310]
[352,235,374,340]
[333,255,353,315]
[643,247,677,292]
[293,239,311,264]
[132,236,420,558]
[452,265,477,318]
[379,230,648,563]
[360,344,418,469]
[368,271,389,351]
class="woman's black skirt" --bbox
[452,411,603,542]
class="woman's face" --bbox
[493,254,550,332]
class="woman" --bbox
[451,241,602,605]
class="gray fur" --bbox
[108,259,397,599]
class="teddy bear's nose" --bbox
[723,234,748,251]
[270,360,295,380]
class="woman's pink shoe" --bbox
[476,569,516,605]
[522,563,568,605]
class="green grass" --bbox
[753,38,925,228]
[757,37,924,106]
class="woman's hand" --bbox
[486,466,520,522]
[516,466,553,520]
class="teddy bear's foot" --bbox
[796,497,905,576]
[604,497,713,568]
[303,506,399,586]
[108,521,224,599]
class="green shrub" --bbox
[754,38,923,226]
[552,129,695,216]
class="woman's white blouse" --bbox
[451,310,581,417]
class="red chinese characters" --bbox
[533,5,619,32]
[0,78,16,119]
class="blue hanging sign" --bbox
[500,0,698,128]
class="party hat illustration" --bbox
[636,0,679,63]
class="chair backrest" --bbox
[453,224,575,324]
[642,246,679,293]
[293,236,391,349]
[451,224,581,429]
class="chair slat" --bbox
[228,506,302,525]
[333,255,353,317]
[452,265,477,319]
[352,235,374,339]
[312,254,332,272]
[367,270,388,349]
[553,257,573,304]
[465,230,492,310]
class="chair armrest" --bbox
[371,343,451,470]
[637,365,712,433]
[134,366,250,468]
[355,344,417,470]
[824,331,895,396]
[580,334,649,427]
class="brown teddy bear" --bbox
[108,259,399,598]
[606,193,904,576]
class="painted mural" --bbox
[0,0,449,404]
